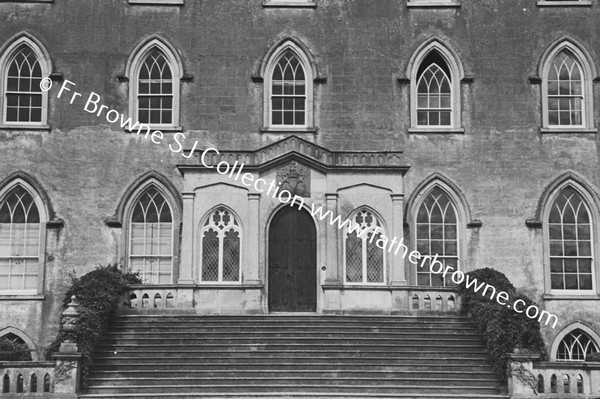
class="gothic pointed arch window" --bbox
[415,186,460,286]
[556,328,600,361]
[344,208,386,285]
[199,207,241,283]
[0,180,46,294]
[128,38,182,129]
[409,41,462,130]
[264,41,314,130]
[541,41,594,130]
[128,186,174,284]
[546,185,595,292]
[0,35,51,126]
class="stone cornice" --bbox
[177,135,409,175]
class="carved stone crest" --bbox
[276,161,310,197]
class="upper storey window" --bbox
[263,41,314,131]
[272,50,306,126]
[128,38,182,130]
[138,49,173,126]
[0,35,51,127]
[540,41,594,132]
[417,52,452,126]
[6,46,42,124]
[547,50,583,126]
[408,41,463,132]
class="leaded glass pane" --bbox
[345,209,385,284]
[200,207,241,282]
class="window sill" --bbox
[0,295,44,300]
[196,283,264,289]
[260,126,318,134]
[540,127,597,134]
[537,1,592,6]
[125,125,183,133]
[408,127,465,134]
[128,0,184,4]
[543,293,600,300]
[407,1,460,7]
[262,0,316,7]
[0,124,50,131]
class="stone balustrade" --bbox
[408,288,460,312]
[1,361,54,396]
[509,352,600,398]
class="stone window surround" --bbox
[0,34,52,129]
[0,178,47,297]
[125,37,183,132]
[542,180,599,297]
[406,40,466,134]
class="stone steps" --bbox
[81,314,507,399]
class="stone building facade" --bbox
[0,0,599,368]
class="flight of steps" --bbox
[79,314,509,399]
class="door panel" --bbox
[268,207,316,312]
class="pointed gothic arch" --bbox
[540,175,600,294]
[0,33,52,126]
[125,35,184,128]
[406,175,469,286]
[255,37,322,130]
[551,322,600,361]
[0,175,49,295]
[406,39,465,130]
[538,38,596,130]
[115,172,181,284]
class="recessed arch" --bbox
[551,322,600,361]
[125,35,183,128]
[538,38,595,129]
[0,32,52,126]
[0,326,37,361]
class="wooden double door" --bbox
[268,207,317,312]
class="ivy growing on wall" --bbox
[45,264,141,385]
[457,268,548,389]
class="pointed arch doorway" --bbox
[268,206,317,312]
